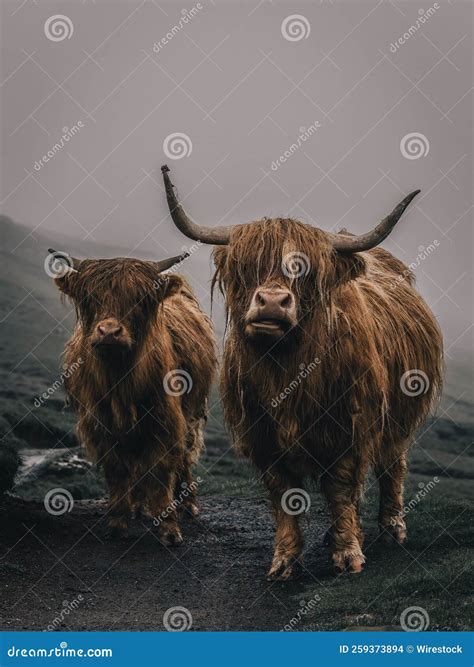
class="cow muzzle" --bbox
[91,318,132,350]
[245,288,297,341]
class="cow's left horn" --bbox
[328,190,421,253]
[161,165,233,245]
[155,252,190,273]
[48,248,82,271]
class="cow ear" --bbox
[333,252,367,286]
[53,270,79,297]
[155,273,183,299]
[46,250,81,297]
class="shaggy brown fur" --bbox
[54,258,216,543]
[213,218,443,579]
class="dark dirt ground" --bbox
[0,488,472,632]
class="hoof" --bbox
[158,524,184,547]
[332,550,365,575]
[380,518,407,545]
[267,555,302,581]
[182,501,200,518]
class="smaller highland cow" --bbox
[49,249,216,543]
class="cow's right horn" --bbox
[161,165,233,245]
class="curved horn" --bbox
[328,190,421,253]
[161,165,233,245]
[155,251,189,273]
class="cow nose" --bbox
[97,320,123,338]
[254,289,294,310]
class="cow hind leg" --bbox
[103,460,132,539]
[263,472,304,581]
[321,458,365,575]
[376,450,408,545]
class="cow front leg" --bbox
[263,472,304,581]
[148,469,184,547]
[321,459,365,575]
[175,464,199,518]
[376,452,408,545]
[104,460,132,539]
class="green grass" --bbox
[290,494,473,631]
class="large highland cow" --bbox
[49,248,216,543]
[162,165,443,579]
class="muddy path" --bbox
[0,495,332,632]
[0,488,472,632]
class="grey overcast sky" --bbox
[1,0,472,353]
